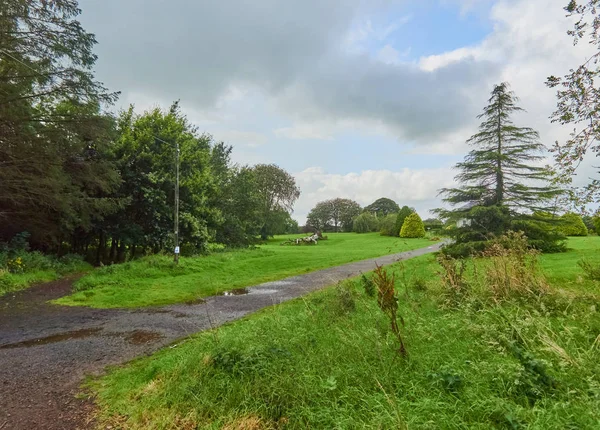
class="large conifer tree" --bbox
[436,83,565,255]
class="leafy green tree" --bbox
[214,166,262,246]
[353,213,380,233]
[364,198,400,217]
[394,206,415,237]
[253,164,300,239]
[104,103,226,259]
[560,213,588,236]
[306,198,361,232]
[379,214,399,236]
[306,201,331,232]
[400,213,426,238]
[436,83,564,254]
[546,0,600,206]
[331,198,362,232]
[0,0,119,249]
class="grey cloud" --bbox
[80,0,500,141]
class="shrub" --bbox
[379,214,399,236]
[559,213,588,236]
[578,259,600,281]
[437,253,469,303]
[593,216,600,235]
[352,213,379,233]
[479,231,549,301]
[400,213,426,238]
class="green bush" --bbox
[559,213,588,236]
[593,216,600,235]
[400,213,426,238]
[353,213,379,233]
[379,214,399,236]
[394,206,414,237]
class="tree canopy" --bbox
[306,198,362,232]
[547,0,600,208]
[364,198,400,217]
[436,83,565,255]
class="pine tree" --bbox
[436,83,565,255]
[394,206,414,237]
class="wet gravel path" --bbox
[0,243,443,429]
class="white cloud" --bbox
[292,167,456,222]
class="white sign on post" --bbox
[174,246,180,254]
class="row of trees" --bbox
[305,197,433,238]
[0,1,300,263]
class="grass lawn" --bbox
[55,233,433,308]
[89,237,600,429]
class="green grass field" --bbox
[89,237,600,429]
[55,233,433,308]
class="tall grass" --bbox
[90,238,600,429]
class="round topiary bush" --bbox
[400,212,426,238]
[560,213,588,236]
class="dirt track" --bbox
[0,243,443,429]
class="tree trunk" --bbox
[130,244,136,260]
[117,240,126,263]
[496,104,504,204]
[109,237,117,262]
[96,230,105,266]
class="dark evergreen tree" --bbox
[436,83,565,255]
[394,206,415,237]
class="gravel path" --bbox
[0,243,443,429]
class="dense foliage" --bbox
[400,212,426,238]
[379,214,399,236]
[363,198,400,217]
[0,2,300,262]
[306,198,362,232]
[559,213,588,236]
[437,83,565,255]
[393,206,415,237]
[352,213,380,233]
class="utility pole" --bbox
[174,141,180,264]
[155,136,180,264]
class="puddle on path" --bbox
[124,330,163,345]
[219,288,250,296]
[0,328,102,349]
[218,288,280,296]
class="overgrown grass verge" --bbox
[55,234,432,308]
[90,237,600,429]
[0,252,90,297]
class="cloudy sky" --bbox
[79,0,595,222]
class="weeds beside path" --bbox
[0,242,442,430]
